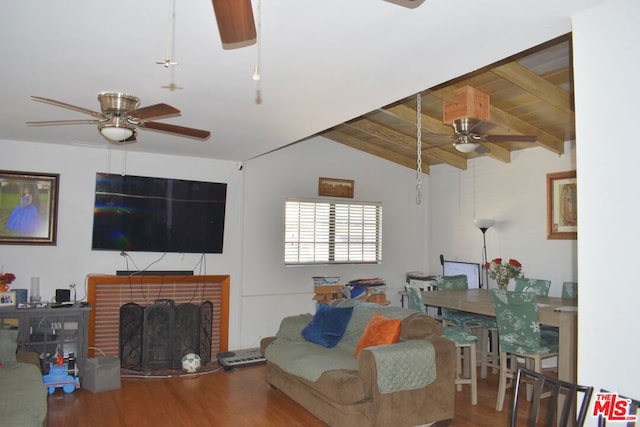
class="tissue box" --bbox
[81,356,121,393]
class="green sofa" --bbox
[261,300,456,427]
[0,329,47,427]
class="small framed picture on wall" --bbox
[547,170,577,240]
[318,177,354,198]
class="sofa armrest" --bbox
[16,351,40,369]
[401,312,443,340]
[261,313,314,355]
[273,313,313,342]
[358,336,455,399]
[260,336,277,355]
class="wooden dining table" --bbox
[420,289,578,384]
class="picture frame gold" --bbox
[0,170,59,245]
[547,170,577,240]
[318,177,354,198]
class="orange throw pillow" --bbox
[354,313,402,358]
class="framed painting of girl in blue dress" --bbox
[0,171,59,245]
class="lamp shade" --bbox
[454,142,480,153]
[474,218,495,230]
[100,126,134,142]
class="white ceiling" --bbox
[1,0,603,162]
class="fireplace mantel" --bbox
[87,274,229,359]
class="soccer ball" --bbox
[181,353,202,373]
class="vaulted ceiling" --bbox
[320,35,574,174]
[1,2,594,167]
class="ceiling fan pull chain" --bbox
[415,93,423,205]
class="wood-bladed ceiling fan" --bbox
[211,0,256,47]
[422,118,537,154]
[210,0,418,48]
[27,92,210,144]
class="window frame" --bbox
[284,197,382,266]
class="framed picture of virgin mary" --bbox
[0,170,59,245]
[547,170,577,240]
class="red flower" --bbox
[484,262,491,269]
[0,273,16,284]
[491,258,502,265]
[508,259,521,268]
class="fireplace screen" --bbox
[119,300,213,370]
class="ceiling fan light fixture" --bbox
[98,123,135,142]
[454,141,479,153]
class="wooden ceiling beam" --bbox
[318,40,573,171]
[482,142,511,163]
[488,106,564,154]
[346,118,416,151]
[491,61,573,115]
[422,147,468,170]
[345,117,467,170]
[382,104,452,134]
[321,129,425,172]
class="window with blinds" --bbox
[285,198,382,265]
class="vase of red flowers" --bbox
[485,258,523,289]
[0,272,16,292]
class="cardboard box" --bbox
[313,285,346,304]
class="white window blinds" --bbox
[285,198,382,265]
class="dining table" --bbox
[419,288,578,384]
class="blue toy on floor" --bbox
[42,352,80,394]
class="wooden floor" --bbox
[46,365,531,427]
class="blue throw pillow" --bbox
[302,304,354,348]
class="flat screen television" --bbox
[442,260,481,289]
[92,173,227,254]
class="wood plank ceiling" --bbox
[319,35,574,174]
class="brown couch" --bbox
[261,300,455,427]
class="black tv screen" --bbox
[92,173,227,254]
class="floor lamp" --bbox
[474,219,494,288]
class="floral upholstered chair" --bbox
[405,284,478,405]
[562,281,578,299]
[435,275,481,327]
[514,278,551,297]
[437,274,499,377]
[490,289,559,411]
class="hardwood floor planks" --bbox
[46,365,531,426]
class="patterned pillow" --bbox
[302,304,354,348]
[354,313,402,357]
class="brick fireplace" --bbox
[87,275,229,364]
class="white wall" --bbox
[238,137,429,347]
[0,139,246,346]
[573,0,640,410]
[429,142,577,296]
[0,137,429,350]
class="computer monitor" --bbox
[442,260,481,289]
